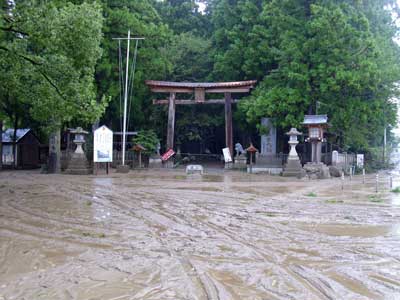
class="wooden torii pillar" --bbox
[145,80,257,156]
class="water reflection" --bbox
[92,177,114,222]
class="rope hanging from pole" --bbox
[126,39,139,133]
[118,40,124,134]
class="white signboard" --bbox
[94,125,113,162]
[356,154,364,168]
[222,147,232,163]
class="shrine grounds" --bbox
[1,169,400,300]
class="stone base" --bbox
[234,155,247,169]
[282,158,304,178]
[163,160,174,168]
[149,157,162,168]
[225,162,233,169]
[186,164,204,175]
[116,165,130,173]
[329,166,342,177]
[64,153,91,175]
[248,166,282,175]
[303,162,331,179]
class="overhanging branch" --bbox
[0,45,67,101]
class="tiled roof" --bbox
[145,80,257,88]
[2,129,30,143]
[302,115,328,125]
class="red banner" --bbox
[161,149,175,161]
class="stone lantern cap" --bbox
[132,144,146,152]
[246,143,258,153]
[70,127,89,135]
[286,128,302,136]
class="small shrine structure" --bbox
[302,115,330,179]
[145,80,257,157]
[302,115,328,163]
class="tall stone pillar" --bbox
[260,118,276,156]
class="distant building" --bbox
[2,129,41,168]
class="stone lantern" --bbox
[71,127,88,154]
[64,127,91,175]
[282,128,304,177]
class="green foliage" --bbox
[0,1,107,132]
[155,0,210,36]
[96,0,172,131]
[391,187,400,193]
[132,129,159,155]
[2,0,400,159]
[325,199,344,204]
[210,0,400,152]
[305,192,317,197]
[167,32,213,81]
[368,194,384,202]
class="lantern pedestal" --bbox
[303,162,330,179]
[234,154,247,170]
[116,164,130,173]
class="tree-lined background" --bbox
[1,0,400,168]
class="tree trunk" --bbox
[0,120,2,171]
[48,128,61,173]
[12,115,18,169]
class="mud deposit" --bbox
[1,170,400,299]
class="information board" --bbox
[93,125,113,162]
[222,147,232,163]
[356,154,364,168]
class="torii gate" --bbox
[145,80,257,156]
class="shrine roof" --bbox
[302,115,328,125]
[145,80,256,90]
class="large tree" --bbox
[208,0,400,151]
[0,0,106,172]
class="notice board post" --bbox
[93,125,113,175]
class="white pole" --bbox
[341,171,344,190]
[362,168,365,184]
[122,30,131,166]
[383,126,386,165]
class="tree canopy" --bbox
[1,0,399,158]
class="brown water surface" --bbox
[0,170,399,299]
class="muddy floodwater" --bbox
[1,170,400,299]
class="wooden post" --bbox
[167,92,176,151]
[0,120,2,171]
[225,92,233,157]
[249,152,253,174]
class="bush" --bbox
[132,130,159,155]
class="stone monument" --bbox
[282,128,305,177]
[260,118,277,155]
[64,127,91,175]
